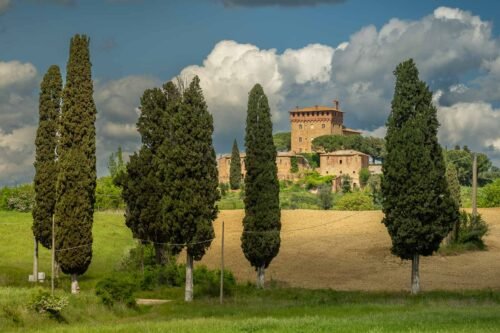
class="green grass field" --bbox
[1,211,500,332]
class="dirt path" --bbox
[197,208,500,291]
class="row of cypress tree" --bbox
[32,35,96,294]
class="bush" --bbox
[456,211,489,249]
[359,168,370,188]
[335,191,375,211]
[194,265,236,297]
[0,184,34,212]
[479,179,500,207]
[140,263,184,290]
[219,182,229,197]
[95,176,124,210]
[30,290,68,318]
[300,171,334,190]
[95,277,138,307]
[318,184,333,210]
[341,175,352,193]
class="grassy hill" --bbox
[1,209,500,332]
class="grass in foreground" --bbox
[2,286,500,332]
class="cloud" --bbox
[0,0,10,15]
[0,61,37,89]
[0,126,37,186]
[221,0,346,7]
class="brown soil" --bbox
[197,208,500,291]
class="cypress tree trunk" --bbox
[71,273,79,294]
[185,252,194,302]
[256,265,265,289]
[411,254,420,295]
[33,238,38,282]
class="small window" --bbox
[353,170,356,174]
[340,160,342,164]
[299,137,302,143]
[299,124,303,129]
[340,170,342,174]
[322,123,325,129]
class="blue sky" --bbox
[1,0,500,184]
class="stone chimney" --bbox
[333,99,339,110]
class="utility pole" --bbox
[472,153,478,219]
[220,221,224,305]
[51,215,55,296]
[33,237,38,283]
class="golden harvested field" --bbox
[199,208,500,291]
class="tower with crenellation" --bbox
[289,100,360,153]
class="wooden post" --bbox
[51,215,55,296]
[220,221,224,305]
[472,153,478,219]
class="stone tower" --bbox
[290,100,346,153]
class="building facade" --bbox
[217,152,308,183]
[289,100,361,153]
[319,150,369,190]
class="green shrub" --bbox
[141,263,184,290]
[194,266,236,297]
[335,191,375,211]
[456,211,489,249]
[95,277,138,307]
[341,175,352,193]
[95,176,124,210]
[359,168,370,188]
[0,184,34,212]
[29,290,68,318]
[300,171,334,190]
[290,157,298,173]
[318,184,333,210]
[219,182,229,197]
[479,179,500,207]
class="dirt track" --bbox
[198,209,500,291]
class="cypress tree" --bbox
[55,35,97,293]
[381,59,458,294]
[120,86,178,265]
[241,84,281,288]
[160,76,219,302]
[32,65,62,281]
[229,139,242,190]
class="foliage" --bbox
[140,264,184,290]
[219,182,229,197]
[299,171,334,190]
[456,212,489,249]
[290,156,298,173]
[159,76,219,263]
[33,65,61,249]
[273,132,291,152]
[317,184,333,210]
[193,265,236,297]
[95,176,124,210]
[479,179,500,208]
[335,191,375,211]
[298,153,320,168]
[312,135,385,161]
[242,84,281,272]
[108,147,126,183]
[359,168,370,188]
[341,175,352,193]
[55,34,96,278]
[446,148,493,186]
[95,277,137,307]
[446,163,462,207]
[230,139,242,190]
[381,59,458,260]
[368,174,383,207]
[0,185,35,212]
[30,290,68,318]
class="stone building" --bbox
[289,100,361,153]
[217,152,308,183]
[319,150,369,190]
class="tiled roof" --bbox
[320,150,368,156]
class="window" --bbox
[340,160,342,164]
[299,137,302,142]
[299,124,303,129]
[322,123,325,128]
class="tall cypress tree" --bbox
[160,76,219,302]
[229,139,242,190]
[241,84,281,288]
[55,35,97,293]
[32,65,62,281]
[381,59,458,294]
[120,86,179,265]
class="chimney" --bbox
[333,99,339,110]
